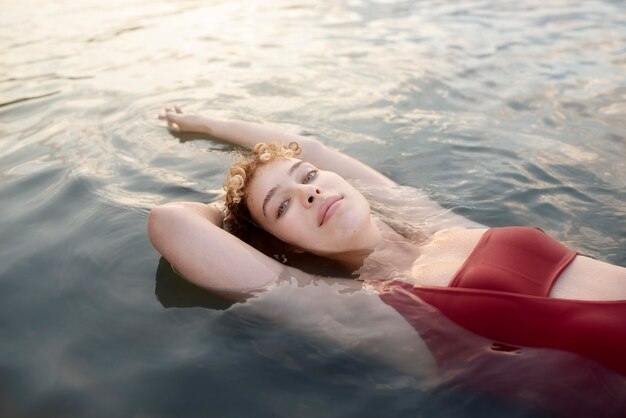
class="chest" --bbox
[410,228,487,287]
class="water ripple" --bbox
[1,0,626,416]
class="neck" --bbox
[329,248,376,273]
[324,217,393,272]
[333,218,418,275]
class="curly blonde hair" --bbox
[223,142,301,238]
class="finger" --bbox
[165,111,179,122]
[159,109,175,120]
[174,105,183,114]
[159,106,174,119]
[167,119,180,132]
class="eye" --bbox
[303,169,318,183]
[277,199,290,218]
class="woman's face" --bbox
[245,158,374,256]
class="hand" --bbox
[158,106,208,133]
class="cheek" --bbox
[268,212,310,244]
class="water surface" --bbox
[1,0,625,417]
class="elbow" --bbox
[147,204,177,252]
[147,206,164,250]
[147,202,203,254]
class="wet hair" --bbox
[223,141,301,240]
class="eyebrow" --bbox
[288,160,304,175]
[262,160,305,217]
[262,185,279,217]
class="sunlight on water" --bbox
[1,0,625,417]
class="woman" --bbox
[148,106,626,378]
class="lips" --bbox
[318,195,343,226]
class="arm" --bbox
[160,106,396,187]
[148,201,292,299]
[159,106,480,230]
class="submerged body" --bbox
[149,106,626,382]
[376,227,626,375]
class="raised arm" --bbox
[148,201,291,299]
[160,106,395,187]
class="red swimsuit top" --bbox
[450,227,577,296]
[377,227,626,375]
[374,227,626,416]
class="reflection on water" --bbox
[1,0,625,416]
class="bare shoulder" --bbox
[361,182,485,233]
[430,227,488,243]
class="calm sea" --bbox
[1,0,625,417]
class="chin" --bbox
[333,208,371,237]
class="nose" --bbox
[299,184,321,206]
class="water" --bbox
[1,0,625,416]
